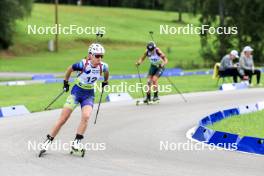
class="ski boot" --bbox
[70,134,85,157]
[39,134,54,157]
[143,93,151,104]
[152,91,160,103]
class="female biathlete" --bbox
[136,41,168,103]
[39,43,109,157]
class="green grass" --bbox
[0,75,216,112]
[208,110,264,138]
[0,3,203,74]
[0,77,31,82]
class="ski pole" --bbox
[136,65,145,99]
[96,31,104,43]
[44,89,66,110]
[149,31,154,41]
[94,87,104,125]
[165,76,187,103]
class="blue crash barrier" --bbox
[220,82,248,91]
[234,82,248,89]
[192,126,215,143]
[256,101,264,111]
[223,108,239,117]
[194,71,207,75]
[237,137,264,155]
[238,104,258,114]
[193,103,264,155]
[208,131,240,149]
[162,68,183,76]
[0,109,3,118]
[45,78,74,84]
[32,74,55,80]
[199,116,211,126]
[182,72,194,76]
[106,93,133,102]
[209,111,224,123]
[0,105,30,117]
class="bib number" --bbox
[87,77,97,84]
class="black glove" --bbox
[63,80,70,92]
[159,64,165,69]
[102,81,108,88]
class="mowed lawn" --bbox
[208,110,264,138]
[0,3,202,74]
[0,75,217,112]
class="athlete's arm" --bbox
[136,51,147,65]
[64,66,74,81]
[63,66,74,92]
[102,63,109,88]
[156,48,168,67]
[103,70,109,83]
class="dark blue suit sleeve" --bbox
[72,60,84,71]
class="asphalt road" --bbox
[0,89,264,176]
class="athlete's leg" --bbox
[76,105,93,135]
[152,67,164,100]
[50,107,73,137]
[147,75,153,94]
[72,96,94,151]
[152,75,159,100]
[40,87,78,154]
[41,107,74,152]
[49,94,78,137]
[152,75,159,92]
[144,75,152,102]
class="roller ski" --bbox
[136,99,160,105]
[136,93,160,105]
[39,134,54,157]
[70,136,85,157]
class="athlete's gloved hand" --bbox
[63,80,70,92]
[135,62,140,66]
[159,63,165,68]
[102,81,108,88]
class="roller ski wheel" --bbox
[136,100,159,105]
[70,148,85,157]
[136,100,149,105]
[39,149,46,157]
[136,100,148,105]
[149,100,159,105]
[151,97,160,104]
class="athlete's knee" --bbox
[81,115,90,124]
[81,107,92,123]
[147,79,152,86]
[57,115,68,127]
[58,108,71,125]
[152,77,158,83]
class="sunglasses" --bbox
[94,55,104,58]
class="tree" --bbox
[0,0,33,50]
[163,0,192,22]
[194,0,264,64]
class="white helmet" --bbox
[88,43,105,55]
